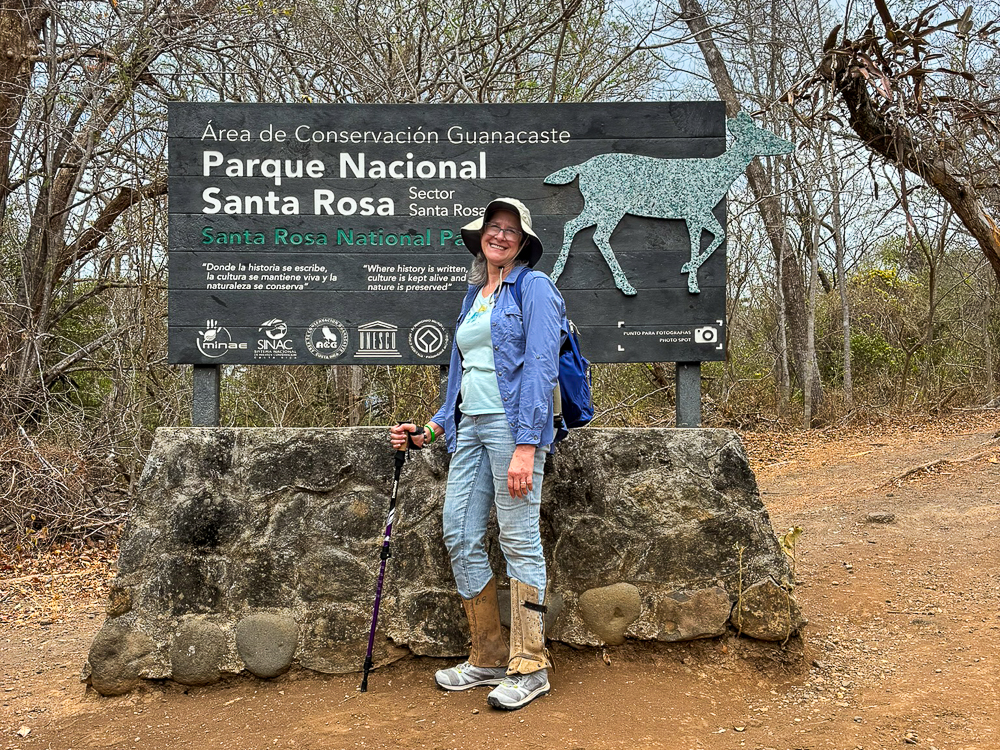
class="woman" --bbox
[389,197,564,710]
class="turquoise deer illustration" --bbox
[545,113,795,294]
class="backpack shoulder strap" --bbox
[515,269,572,344]
[512,268,528,310]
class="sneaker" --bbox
[486,669,550,710]
[434,661,508,691]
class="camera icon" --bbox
[694,325,719,344]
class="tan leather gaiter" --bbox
[507,578,552,675]
[462,578,508,667]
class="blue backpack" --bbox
[513,271,594,442]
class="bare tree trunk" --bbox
[802,187,821,428]
[986,273,996,403]
[830,159,852,409]
[678,0,822,407]
[0,1,46,214]
[897,343,921,411]
[921,211,950,398]
[776,238,791,414]
[350,366,365,426]
[331,366,366,426]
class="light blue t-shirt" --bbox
[456,288,504,414]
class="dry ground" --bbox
[2,412,999,750]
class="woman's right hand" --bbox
[389,422,421,450]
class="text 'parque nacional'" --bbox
[202,151,488,186]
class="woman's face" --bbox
[480,209,524,269]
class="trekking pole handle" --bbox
[391,422,425,452]
[405,425,424,451]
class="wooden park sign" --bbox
[168,102,775,367]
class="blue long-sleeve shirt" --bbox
[432,265,565,452]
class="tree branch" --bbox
[61,175,167,274]
[820,50,1000,285]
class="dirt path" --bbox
[3,414,999,750]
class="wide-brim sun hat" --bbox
[460,197,544,268]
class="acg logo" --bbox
[305,318,349,360]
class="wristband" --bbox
[424,424,436,443]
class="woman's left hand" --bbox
[507,444,537,499]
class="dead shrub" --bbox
[0,435,126,557]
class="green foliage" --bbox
[711,227,1000,421]
[849,331,902,378]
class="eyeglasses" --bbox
[483,222,524,240]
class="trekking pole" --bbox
[359,428,419,692]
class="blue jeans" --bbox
[443,413,547,602]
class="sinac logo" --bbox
[256,318,295,357]
[259,318,288,340]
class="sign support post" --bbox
[192,365,221,427]
[675,361,701,428]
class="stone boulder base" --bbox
[236,613,298,678]
[85,427,802,694]
[84,622,156,696]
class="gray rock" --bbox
[236,613,299,678]
[732,579,806,641]
[864,512,896,524]
[578,583,641,645]
[85,621,155,696]
[87,427,800,692]
[170,619,226,686]
[646,586,732,641]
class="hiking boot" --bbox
[434,661,508,691]
[486,669,550,710]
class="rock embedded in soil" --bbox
[169,619,226,686]
[578,583,642,645]
[236,613,298,679]
[84,427,800,694]
[648,586,733,641]
[733,579,807,641]
[85,621,156,696]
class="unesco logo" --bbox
[409,320,449,359]
[305,318,349,360]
